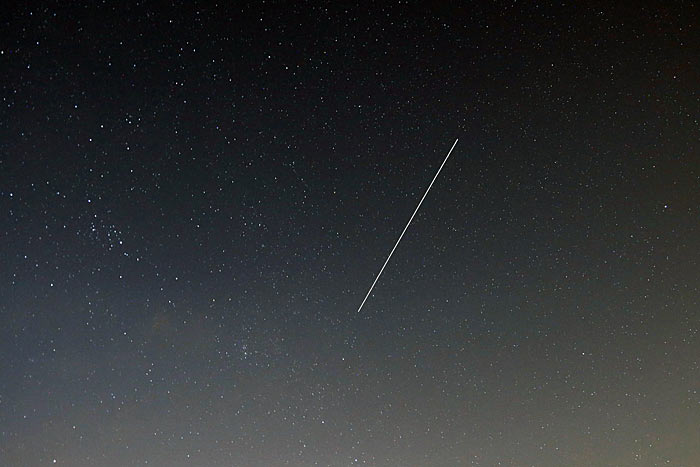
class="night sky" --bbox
[1,2,699,466]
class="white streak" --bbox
[356,138,459,313]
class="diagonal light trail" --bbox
[356,138,459,313]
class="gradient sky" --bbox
[1,2,699,466]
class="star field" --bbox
[1,2,699,466]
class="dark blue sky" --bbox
[1,2,699,465]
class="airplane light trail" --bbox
[356,138,459,313]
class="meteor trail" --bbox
[356,138,459,313]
